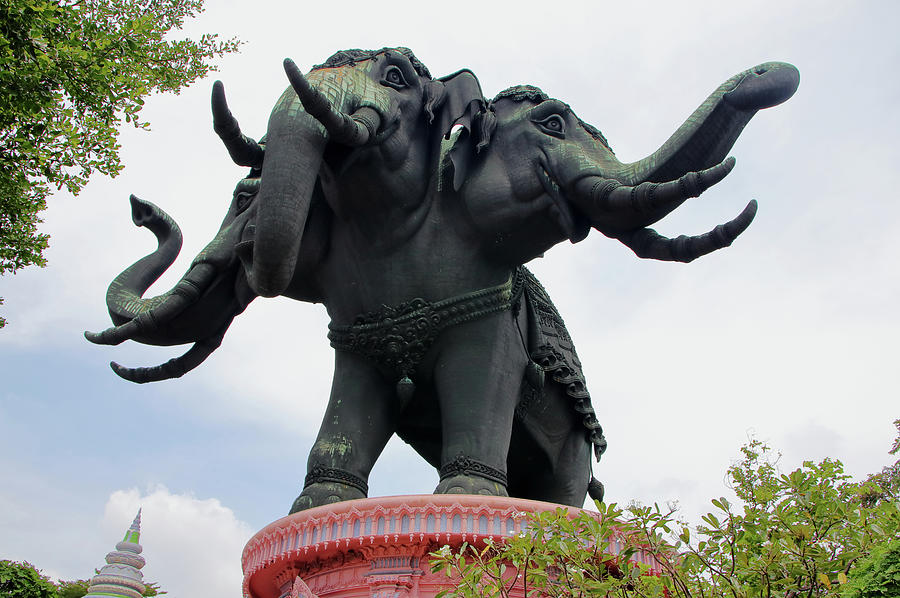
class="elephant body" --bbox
[87,48,799,511]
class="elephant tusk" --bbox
[610,199,757,263]
[575,157,735,231]
[212,81,265,168]
[283,58,381,147]
[109,326,228,383]
[85,263,217,345]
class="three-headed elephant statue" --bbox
[87,48,799,512]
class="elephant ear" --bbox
[444,125,472,192]
[433,69,487,192]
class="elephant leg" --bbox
[506,378,595,507]
[543,434,593,507]
[431,311,526,497]
[508,421,592,507]
[289,351,398,513]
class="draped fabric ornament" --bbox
[85,510,147,598]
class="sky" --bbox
[1,1,899,596]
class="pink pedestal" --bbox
[241,495,587,598]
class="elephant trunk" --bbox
[247,87,328,297]
[247,60,384,297]
[85,196,252,381]
[86,196,253,348]
[620,62,799,185]
[100,195,183,327]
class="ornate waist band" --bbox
[328,270,524,383]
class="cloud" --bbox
[102,487,253,598]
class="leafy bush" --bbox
[431,436,900,598]
[0,561,59,598]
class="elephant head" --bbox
[83,184,258,382]
[227,48,483,297]
[446,62,800,264]
[86,48,487,381]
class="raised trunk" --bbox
[104,195,183,326]
[88,196,252,347]
[619,62,799,185]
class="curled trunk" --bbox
[86,196,252,347]
[102,195,184,327]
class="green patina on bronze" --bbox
[86,48,799,513]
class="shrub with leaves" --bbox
[642,439,900,597]
[430,502,669,598]
[0,562,166,598]
[0,561,59,598]
[860,419,900,507]
[842,538,900,598]
[431,435,900,598]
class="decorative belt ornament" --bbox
[328,269,525,401]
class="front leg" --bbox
[431,311,527,497]
[289,351,399,513]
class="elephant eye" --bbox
[382,66,409,90]
[233,178,259,214]
[534,114,566,139]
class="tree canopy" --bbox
[0,0,240,327]
[0,561,57,598]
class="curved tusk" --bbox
[212,80,265,168]
[575,158,735,231]
[611,200,757,262]
[110,326,228,383]
[283,58,381,146]
[85,263,217,345]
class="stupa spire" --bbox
[84,509,147,598]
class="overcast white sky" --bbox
[2,1,899,596]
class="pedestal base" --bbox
[241,495,585,598]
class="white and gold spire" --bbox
[85,509,147,598]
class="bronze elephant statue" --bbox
[87,48,799,511]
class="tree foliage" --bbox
[0,0,239,327]
[860,420,900,507]
[54,577,165,598]
[54,578,90,598]
[0,561,57,598]
[841,539,900,598]
[0,562,166,598]
[654,439,900,597]
[431,434,900,598]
